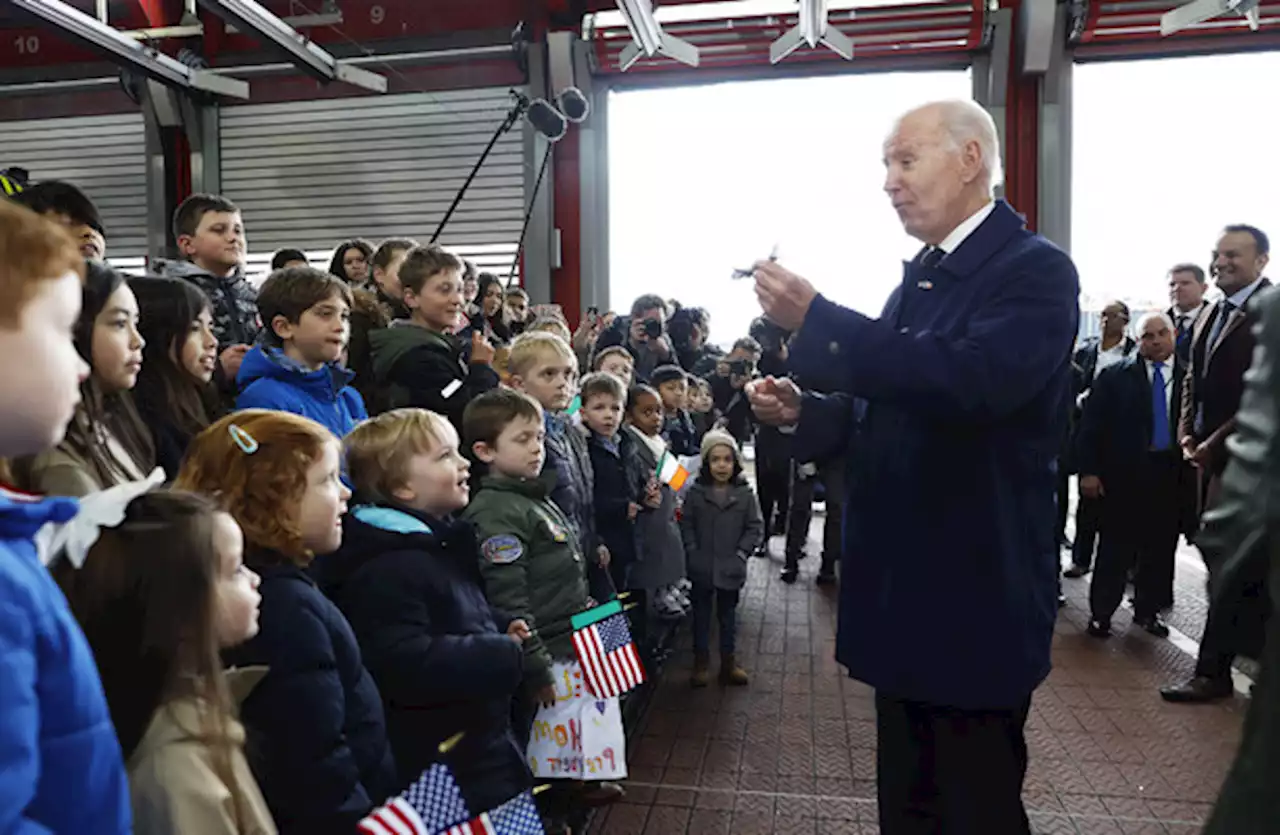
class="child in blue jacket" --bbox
[0,201,131,833]
[237,267,367,437]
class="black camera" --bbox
[642,318,663,339]
[727,359,755,377]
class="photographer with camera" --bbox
[666,306,723,375]
[709,336,763,446]
[750,318,794,546]
[593,294,674,383]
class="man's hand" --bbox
[651,335,673,359]
[536,684,557,708]
[507,619,531,644]
[753,261,817,331]
[470,331,496,366]
[747,376,802,427]
[627,502,641,521]
[1080,474,1104,499]
[597,545,611,568]
[220,344,251,381]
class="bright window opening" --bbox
[608,69,971,345]
[1072,52,1280,313]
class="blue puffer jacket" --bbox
[236,346,368,438]
[224,553,397,834]
[0,489,131,834]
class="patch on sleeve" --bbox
[440,379,463,399]
[481,535,524,564]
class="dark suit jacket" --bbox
[1168,304,1210,366]
[789,199,1080,710]
[1075,356,1196,534]
[1200,288,1280,834]
[1179,280,1273,475]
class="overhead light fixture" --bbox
[12,0,248,98]
[770,0,854,63]
[615,0,701,71]
[1161,0,1261,34]
[195,0,387,92]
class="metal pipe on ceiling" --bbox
[0,43,512,97]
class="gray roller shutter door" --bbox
[220,88,526,280]
[0,112,148,267]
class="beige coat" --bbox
[128,668,277,835]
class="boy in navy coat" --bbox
[313,407,532,814]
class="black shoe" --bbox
[1134,613,1170,638]
[1086,619,1111,638]
[1160,675,1232,703]
[1063,565,1090,579]
[815,571,837,587]
[1058,592,1067,608]
[779,568,798,584]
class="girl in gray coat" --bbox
[680,430,764,687]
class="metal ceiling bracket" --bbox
[769,0,854,64]
[12,0,250,99]
[195,0,387,92]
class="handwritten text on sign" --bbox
[527,660,627,780]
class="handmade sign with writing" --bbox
[526,660,627,780]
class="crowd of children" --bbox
[0,183,768,835]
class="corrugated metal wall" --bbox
[219,87,527,280]
[0,112,148,262]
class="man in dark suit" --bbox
[1167,263,1209,366]
[1076,312,1194,638]
[1064,302,1136,578]
[747,100,1078,835]
[1164,224,1273,703]
[1200,287,1280,834]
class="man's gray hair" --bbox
[933,100,1003,195]
[1137,311,1175,334]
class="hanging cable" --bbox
[506,144,554,289]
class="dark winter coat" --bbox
[791,200,1079,710]
[223,553,397,834]
[679,479,764,591]
[587,431,646,582]
[543,413,596,561]
[369,321,499,433]
[312,507,531,813]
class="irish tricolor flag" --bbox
[656,451,689,491]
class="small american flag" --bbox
[358,763,544,835]
[571,600,647,699]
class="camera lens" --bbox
[643,319,663,339]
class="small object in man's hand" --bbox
[732,243,779,279]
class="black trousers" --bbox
[876,693,1032,835]
[756,458,791,536]
[785,459,845,572]
[1197,554,1273,680]
[1070,493,1102,570]
[1089,452,1182,622]
[1055,466,1070,548]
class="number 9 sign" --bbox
[369,5,385,24]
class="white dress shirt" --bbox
[1172,303,1203,333]
[936,200,997,255]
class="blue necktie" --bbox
[1151,362,1171,451]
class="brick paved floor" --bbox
[590,524,1249,835]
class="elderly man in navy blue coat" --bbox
[748,100,1079,835]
